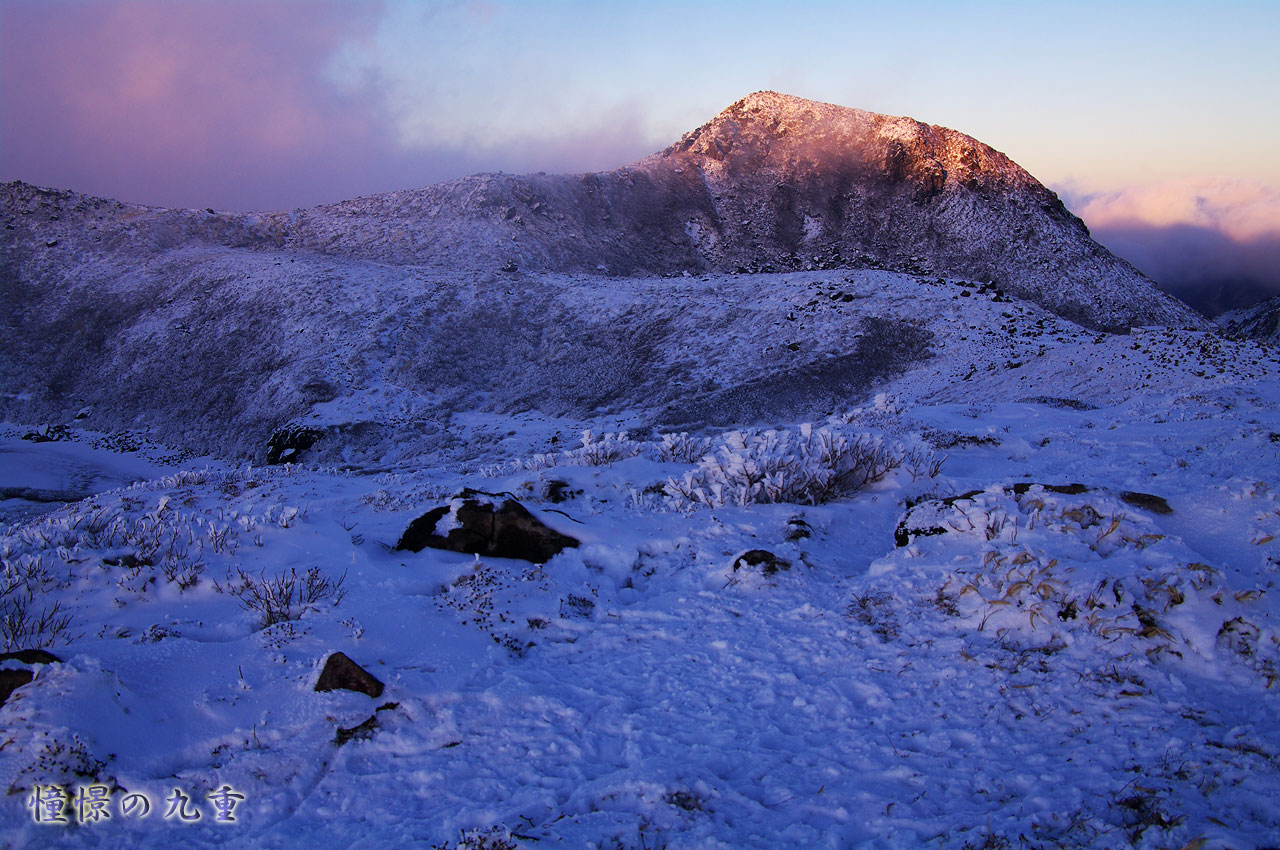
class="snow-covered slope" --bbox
[0,209,1265,468]
[2,380,1278,850]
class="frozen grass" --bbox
[223,566,348,630]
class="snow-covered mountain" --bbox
[273,92,1201,331]
[0,93,1220,466]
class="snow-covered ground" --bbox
[3,356,1279,847]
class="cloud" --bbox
[1071,179,1280,243]
[1060,179,1280,315]
[0,0,400,209]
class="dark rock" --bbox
[315,652,384,698]
[1120,491,1173,514]
[732,549,790,575]
[333,714,378,746]
[395,495,579,564]
[266,425,324,464]
[102,553,150,569]
[21,424,69,443]
[1011,482,1089,496]
[0,649,62,665]
[396,506,450,550]
[300,379,338,404]
[0,669,34,707]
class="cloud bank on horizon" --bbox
[2,0,1279,308]
[1061,180,1280,314]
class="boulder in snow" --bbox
[315,652,384,698]
[395,494,579,564]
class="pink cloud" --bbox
[1073,179,1280,243]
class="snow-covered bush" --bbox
[561,430,642,466]
[654,432,713,464]
[1,580,74,651]
[664,424,918,507]
[485,430,642,476]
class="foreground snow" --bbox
[2,381,1278,849]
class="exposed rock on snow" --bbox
[395,495,580,564]
[731,549,791,575]
[314,651,384,698]
[0,649,62,665]
[266,425,324,465]
[1119,490,1173,514]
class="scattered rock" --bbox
[315,652,384,698]
[395,494,579,564]
[0,669,35,707]
[1120,491,1173,514]
[266,425,324,464]
[300,378,338,404]
[785,517,812,541]
[732,549,790,575]
[21,424,69,443]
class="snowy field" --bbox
[3,355,1279,848]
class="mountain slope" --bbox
[1218,293,1280,342]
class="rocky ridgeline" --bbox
[273,92,1202,332]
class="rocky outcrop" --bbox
[0,648,61,707]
